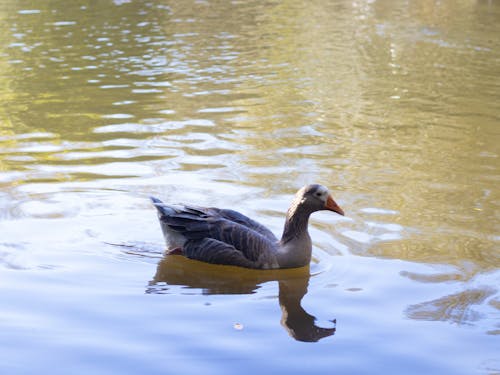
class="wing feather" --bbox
[209,208,278,242]
[152,199,278,266]
[184,238,257,268]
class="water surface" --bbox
[1,1,499,374]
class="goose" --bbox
[151,184,344,269]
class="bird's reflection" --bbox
[148,255,336,342]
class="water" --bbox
[1,0,499,374]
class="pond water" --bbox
[1,0,499,374]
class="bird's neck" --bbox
[281,204,312,244]
[277,204,313,268]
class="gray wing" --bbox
[183,238,258,268]
[151,198,277,242]
[208,207,278,242]
[152,199,278,266]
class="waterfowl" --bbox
[151,184,344,269]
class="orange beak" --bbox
[325,195,345,216]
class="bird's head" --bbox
[297,184,344,216]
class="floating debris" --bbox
[233,323,244,331]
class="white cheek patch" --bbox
[317,186,329,199]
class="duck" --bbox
[151,184,344,269]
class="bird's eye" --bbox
[315,192,322,197]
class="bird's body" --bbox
[152,184,344,269]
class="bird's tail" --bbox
[150,196,180,217]
[150,196,163,205]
